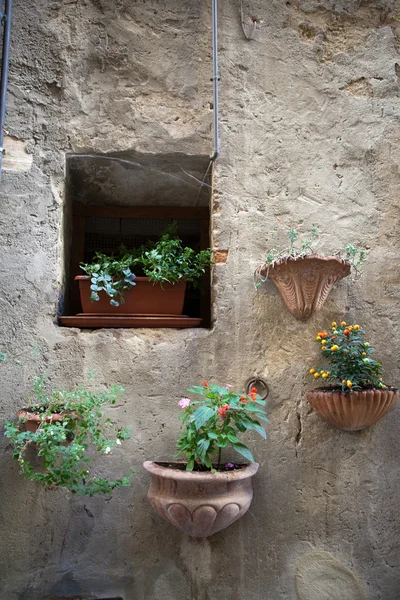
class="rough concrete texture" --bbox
[1,0,400,599]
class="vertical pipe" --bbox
[211,0,219,160]
[0,0,12,182]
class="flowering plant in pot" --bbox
[254,227,367,320]
[143,382,268,540]
[307,321,398,430]
[4,376,134,496]
[78,223,213,315]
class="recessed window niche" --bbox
[61,151,212,328]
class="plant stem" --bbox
[217,447,221,470]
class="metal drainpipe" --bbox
[211,0,219,161]
[0,0,12,182]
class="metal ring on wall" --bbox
[246,377,269,400]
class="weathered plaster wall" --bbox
[1,1,400,599]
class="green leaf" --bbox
[232,443,254,462]
[191,406,215,430]
[252,424,267,439]
[227,433,240,443]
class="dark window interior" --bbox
[63,151,212,327]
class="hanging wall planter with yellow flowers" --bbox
[307,321,398,430]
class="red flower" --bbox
[249,392,257,401]
[218,407,227,416]
[222,404,229,410]
[251,387,257,393]
[344,329,350,336]
[202,380,208,387]
[240,396,248,403]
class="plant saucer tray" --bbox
[59,315,203,328]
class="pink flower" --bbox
[178,398,191,409]
[226,384,234,389]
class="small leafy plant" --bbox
[176,382,268,471]
[255,227,367,287]
[309,321,388,392]
[80,253,136,307]
[4,376,134,496]
[80,222,213,306]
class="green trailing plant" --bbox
[4,376,134,496]
[255,227,368,287]
[80,222,213,306]
[176,381,268,471]
[309,320,389,392]
[80,253,136,307]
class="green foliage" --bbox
[176,382,268,471]
[80,253,136,307]
[310,321,387,391]
[138,224,213,287]
[80,222,213,305]
[4,376,134,496]
[254,227,367,287]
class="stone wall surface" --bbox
[0,0,400,599]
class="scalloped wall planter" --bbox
[306,388,398,431]
[263,255,351,320]
[143,461,258,541]
[17,410,66,433]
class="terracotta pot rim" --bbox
[307,388,398,397]
[17,409,67,422]
[143,460,259,481]
[267,254,350,268]
[75,275,186,284]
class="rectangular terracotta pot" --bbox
[75,276,187,315]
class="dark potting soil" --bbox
[155,461,248,472]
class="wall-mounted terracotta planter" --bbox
[17,410,66,433]
[306,388,398,431]
[143,461,258,541]
[76,276,187,315]
[261,255,351,320]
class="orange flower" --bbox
[251,387,257,393]
[344,329,350,336]
[320,332,328,338]
[218,407,226,416]
[222,404,229,410]
[202,380,209,387]
[240,396,248,403]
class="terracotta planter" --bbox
[143,461,259,540]
[306,388,398,431]
[76,276,187,315]
[17,410,67,433]
[261,255,351,320]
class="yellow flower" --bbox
[321,340,327,345]
[316,336,321,341]
[314,373,320,379]
[342,380,346,384]
[310,369,315,374]
[348,326,353,331]
[362,352,366,356]
[331,321,337,328]
[354,324,359,330]
[341,321,346,326]
[326,371,331,376]
[331,345,339,351]
[346,380,353,387]
[322,373,328,379]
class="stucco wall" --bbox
[1,1,400,599]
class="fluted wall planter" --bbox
[143,461,259,541]
[306,388,398,431]
[262,255,351,320]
